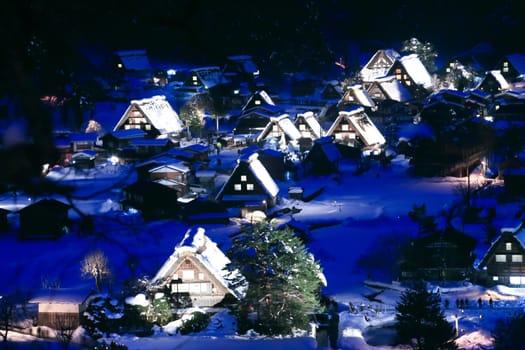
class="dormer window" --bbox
[506,242,512,251]
[241,175,247,182]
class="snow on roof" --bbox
[481,70,510,90]
[110,128,148,139]
[149,162,190,174]
[259,114,302,142]
[114,95,184,135]
[190,66,226,89]
[512,223,525,248]
[130,138,171,147]
[151,227,245,300]
[72,150,97,159]
[225,55,259,74]
[296,111,324,138]
[346,84,376,108]
[241,90,276,112]
[29,287,92,305]
[398,54,433,90]
[183,143,212,153]
[314,136,342,163]
[373,75,413,102]
[466,88,492,100]
[242,152,280,197]
[335,107,385,147]
[153,178,184,187]
[114,50,152,71]
[360,49,400,82]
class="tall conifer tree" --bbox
[226,223,324,336]
[395,280,457,349]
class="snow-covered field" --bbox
[1,147,524,349]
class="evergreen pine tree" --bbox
[226,222,324,336]
[395,280,457,350]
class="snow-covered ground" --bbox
[1,147,524,349]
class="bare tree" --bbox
[81,249,111,292]
[53,314,77,350]
[0,295,15,342]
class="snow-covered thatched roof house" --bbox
[294,111,324,140]
[388,54,434,98]
[113,95,184,138]
[476,70,511,95]
[184,66,229,90]
[366,75,413,103]
[256,114,302,147]
[151,227,246,307]
[215,152,280,210]
[114,49,152,72]
[338,84,376,110]
[241,90,279,114]
[360,49,400,86]
[495,53,525,83]
[478,221,525,287]
[326,106,386,155]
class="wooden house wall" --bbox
[149,169,188,184]
[37,312,81,329]
[294,116,318,139]
[118,106,159,138]
[367,83,386,101]
[164,255,230,307]
[329,117,361,146]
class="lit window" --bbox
[495,254,506,262]
[492,276,498,281]
[506,243,512,251]
[299,124,306,131]
[512,255,523,262]
[509,276,522,285]
[247,184,254,191]
[182,269,195,280]
[234,184,242,191]
[342,124,349,131]
[240,175,247,182]
[192,75,198,81]
[255,100,261,105]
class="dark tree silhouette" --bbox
[492,312,525,350]
[395,280,457,350]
